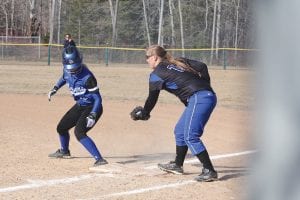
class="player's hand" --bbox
[130,106,150,121]
[86,113,97,128]
[48,86,58,101]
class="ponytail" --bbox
[146,45,198,74]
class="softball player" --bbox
[130,45,217,182]
[48,46,107,167]
[63,33,76,48]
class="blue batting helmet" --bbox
[62,46,82,74]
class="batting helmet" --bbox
[62,46,82,74]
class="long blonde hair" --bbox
[146,45,197,74]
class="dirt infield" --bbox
[0,63,254,200]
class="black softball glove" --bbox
[130,106,150,121]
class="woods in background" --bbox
[0,0,255,49]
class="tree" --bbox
[48,0,55,45]
[178,0,185,56]
[215,0,221,58]
[108,0,119,47]
[210,0,217,64]
[0,0,10,39]
[0,0,255,52]
[157,0,164,45]
[142,0,151,46]
[233,0,240,62]
[57,0,61,44]
[168,0,175,47]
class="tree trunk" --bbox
[234,0,240,64]
[78,18,81,45]
[169,0,175,47]
[49,0,55,45]
[108,0,119,47]
[157,0,164,45]
[204,0,208,32]
[1,6,9,41]
[29,0,35,19]
[10,0,14,36]
[28,0,36,37]
[215,0,221,58]
[178,0,185,57]
[210,0,217,65]
[142,0,151,46]
[57,0,61,44]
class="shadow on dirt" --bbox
[103,153,195,164]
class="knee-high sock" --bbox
[196,150,215,171]
[80,136,103,161]
[175,145,188,166]
[59,133,70,152]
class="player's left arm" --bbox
[86,76,102,114]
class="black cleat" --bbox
[194,168,218,182]
[94,158,108,166]
[48,149,71,159]
[158,161,183,175]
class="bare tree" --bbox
[210,0,217,64]
[169,0,175,47]
[27,0,35,37]
[49,0,55,45]
[178,0,185,56]
[142,0,151,46]
[0,0,254,57]
[10,0,15,36]
[157,0,164,45]
[215,0,221,58]
[108,0,119,47]
[57,0,61,44]
[28,0,35,20]
[204,0,208,32]
[0,1,9,40]
[233,0,240,62]
[78,17,81,45]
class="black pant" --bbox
[57,104,102,140]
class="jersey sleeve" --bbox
[55,75,66,89]
[86,75,99,92]
[143,72,163,114]
[86,76,102,114]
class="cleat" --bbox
[194,168,218,182]
[94,158,108,167]
[48,149,71,159]
[158,161,183,175]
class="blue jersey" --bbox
[55,64,102,114]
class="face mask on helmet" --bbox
[62,46,83,74]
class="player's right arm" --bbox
[48,76,66,101]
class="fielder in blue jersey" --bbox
[130,45,217,182]
[48,46,107,167]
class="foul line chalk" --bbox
[0,173,113,193]
[79,150,257,200]
[83,180,196,200]
[144,150,257,169]
[0,150,256,193]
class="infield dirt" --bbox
[0,63,254,200]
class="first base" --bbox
[89,163,123,173]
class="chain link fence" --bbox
[0,37,257,69]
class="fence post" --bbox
[1,37,3,59]
[223,49,227,70]
[38,36,41,59]
[48,44,51,66]
[105,48,109,66]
